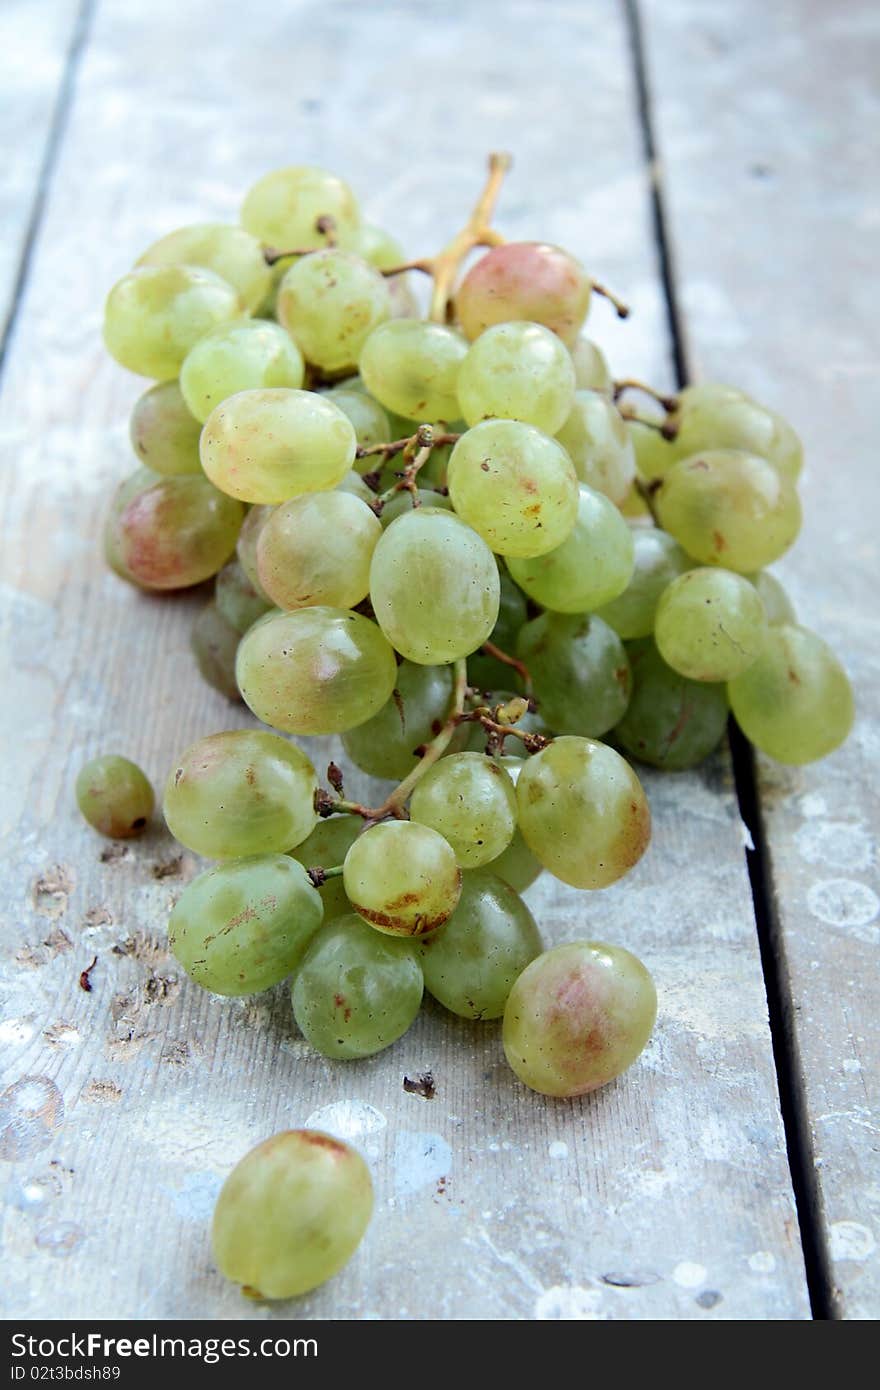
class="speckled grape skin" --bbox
[240,165,362,251]
[256,490,381,612]
[180,320,305,423]
[503,942,657,1097]
[359,320,466,422]
[454,242,591,346]
[137,222,271,313]
[103,265,242,380]
[457,321,576,435]
[75,755,154,838]
[277,249,391,373]
[409,753,518,868]
[654,568,768,682]
[508,485,634,613]
[343,821,462,937]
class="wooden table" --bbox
[1,0,877,1321]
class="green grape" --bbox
[236,504,274,597]
[503,942,657,1097]
[236,607,397,734]
[409,753,517,869]
[212,1129,373,1299]
[75,755,154,839]
[728,623,854,765]
[556,391,636,505]
[336,470,377,504]
[508,485,634,613]
[629,417,679,480]
[104,467,158,579]
[277,250,391,372]
[654,568,768,682]
[379,488,454,526]
[656,449,802,572]
[447,420,578,558]
[418,869,543,1020]
[342,661,455,779]
[570,336,612,393]
[240,165,361,251]
[291,914,423,1059]
[493,569,528,648]
[457,321,576,435]
[325,387,391,459]
[357,223,406,270]
[518,611,631,738]
[749,569,796,626]
[180,320,305,424]
[484,757,542,892]
[359,320,466,422]
[256,491,381,611]
[136,222,271,314]
[595,529,690,639]
[343,821,461,936]
[164,730,317,858]
[103,265,242,379]
[129,381,202,476]
[107,470,243,590]
[670,383,803,481]
[615,639,729,770]
[515,736,650,889]
[288,817,361,921]
[169,855,323,996]
[191,602,242,701]
[200,388,356,504]
[454,242,591,346]
[215,558,272,634]
[369,508,500,664]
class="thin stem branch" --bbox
[380,260,434,277]
[381,658,469,814]
[306,864,344,888]
[355,430,461,461]
[591,279,631,319]
[613,378,678,411]
[618,403,679,440]
[480,640,533,697]
[429,153,512,322]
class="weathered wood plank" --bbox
[0,0,808,1318]
[640,0,880,1318]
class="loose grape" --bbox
[728,623,854,765]
[457,321,576,435]
[508,485,634,613]
[359,320,466,422]
[169,856,323,996]
[277,249,390,372]
[137,222,271,313]
[410,753,518,868]
[342,661,456,780]
[75,755,154,839]
[103,265,242,380]
[615,639,729,770]
[212,1130,372,1299]
[107,470,244,590]
[515,737,651,889]
[596,528,691,639]
[570,337,612,393]
[215,559,272,634]
[288,817,362,921]
[256,491,381,611]
[447,420,579,558]
[180,320,305,423]
[191,602,242,701]
[343,821,461,936]
[556,391,636,505]
[292,914,423,1059]
[454,242,590,346]
[164,730,317,858]
[200,389,356,505]
[654,568,768,682]
[418,870,543,1020]
[129,382,202,476]
[240,165,361,251]
[325,387,391,459]
[503,942,657,1097]
[236,607,398,735]
[518,612,631,738]
[670,383,803,481]
[656,449,802,572]
[748,569,796,626]
[369,508,500,664]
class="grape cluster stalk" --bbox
[83,155,854,1299]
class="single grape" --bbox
[236,504,274,597]
[748,569,796,626]
[359,320,466,422]
[191,602,242,701]
[200,388,356,504]
[409,753,517,868]
[107,470,244,590]
[728,623,854,765]
[656,449,802,572]
[654,568,768,682]
[342,661,455,780]
[169,856,323,996]
[570,337,612,393]
[484,757,542,892]
[164,730,317,858]
[556,391,636,505]
[503,942,657,1097]
[215,558,272,634]
[212,1130,373,1299]
[325,387,391,459]
[629,416,679,481]
[129,381,202,476]
[237,607,397,735]
[669,383,803,481]
[369,508,500,664]
[615,639,729,770]
[136,222,271,313]
[508,485,634,613]
[256,491,381,611]
[343,821,461,936]
[288,817,362,921]
[103,265,242,379]
[240,165,361,251]
[447,419,579,558]
[457,321,576,435]
[518,611,631,738]
[454,242,590,346]
[379,488,454,525]
[515,737,651,889]
[292,914,423,1059]
[596,528,691,639]
[277,249,390,372]
[75,755,154,838]
[180,320,305,423]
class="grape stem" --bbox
[480,640,533,697]
[355,429,461,461]
[306,864,344,888]
[618,403,679,441]
[380,259,434,277]
[427,153,512,323]
[634,476,663,525]
[613,378,678,412]
[459,706,550,755]
[590,280,631,319]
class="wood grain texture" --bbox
[640,0,880,1318]
[0,0,808,1319]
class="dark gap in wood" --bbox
[624,0,836,1320]
[0,0,96,376]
